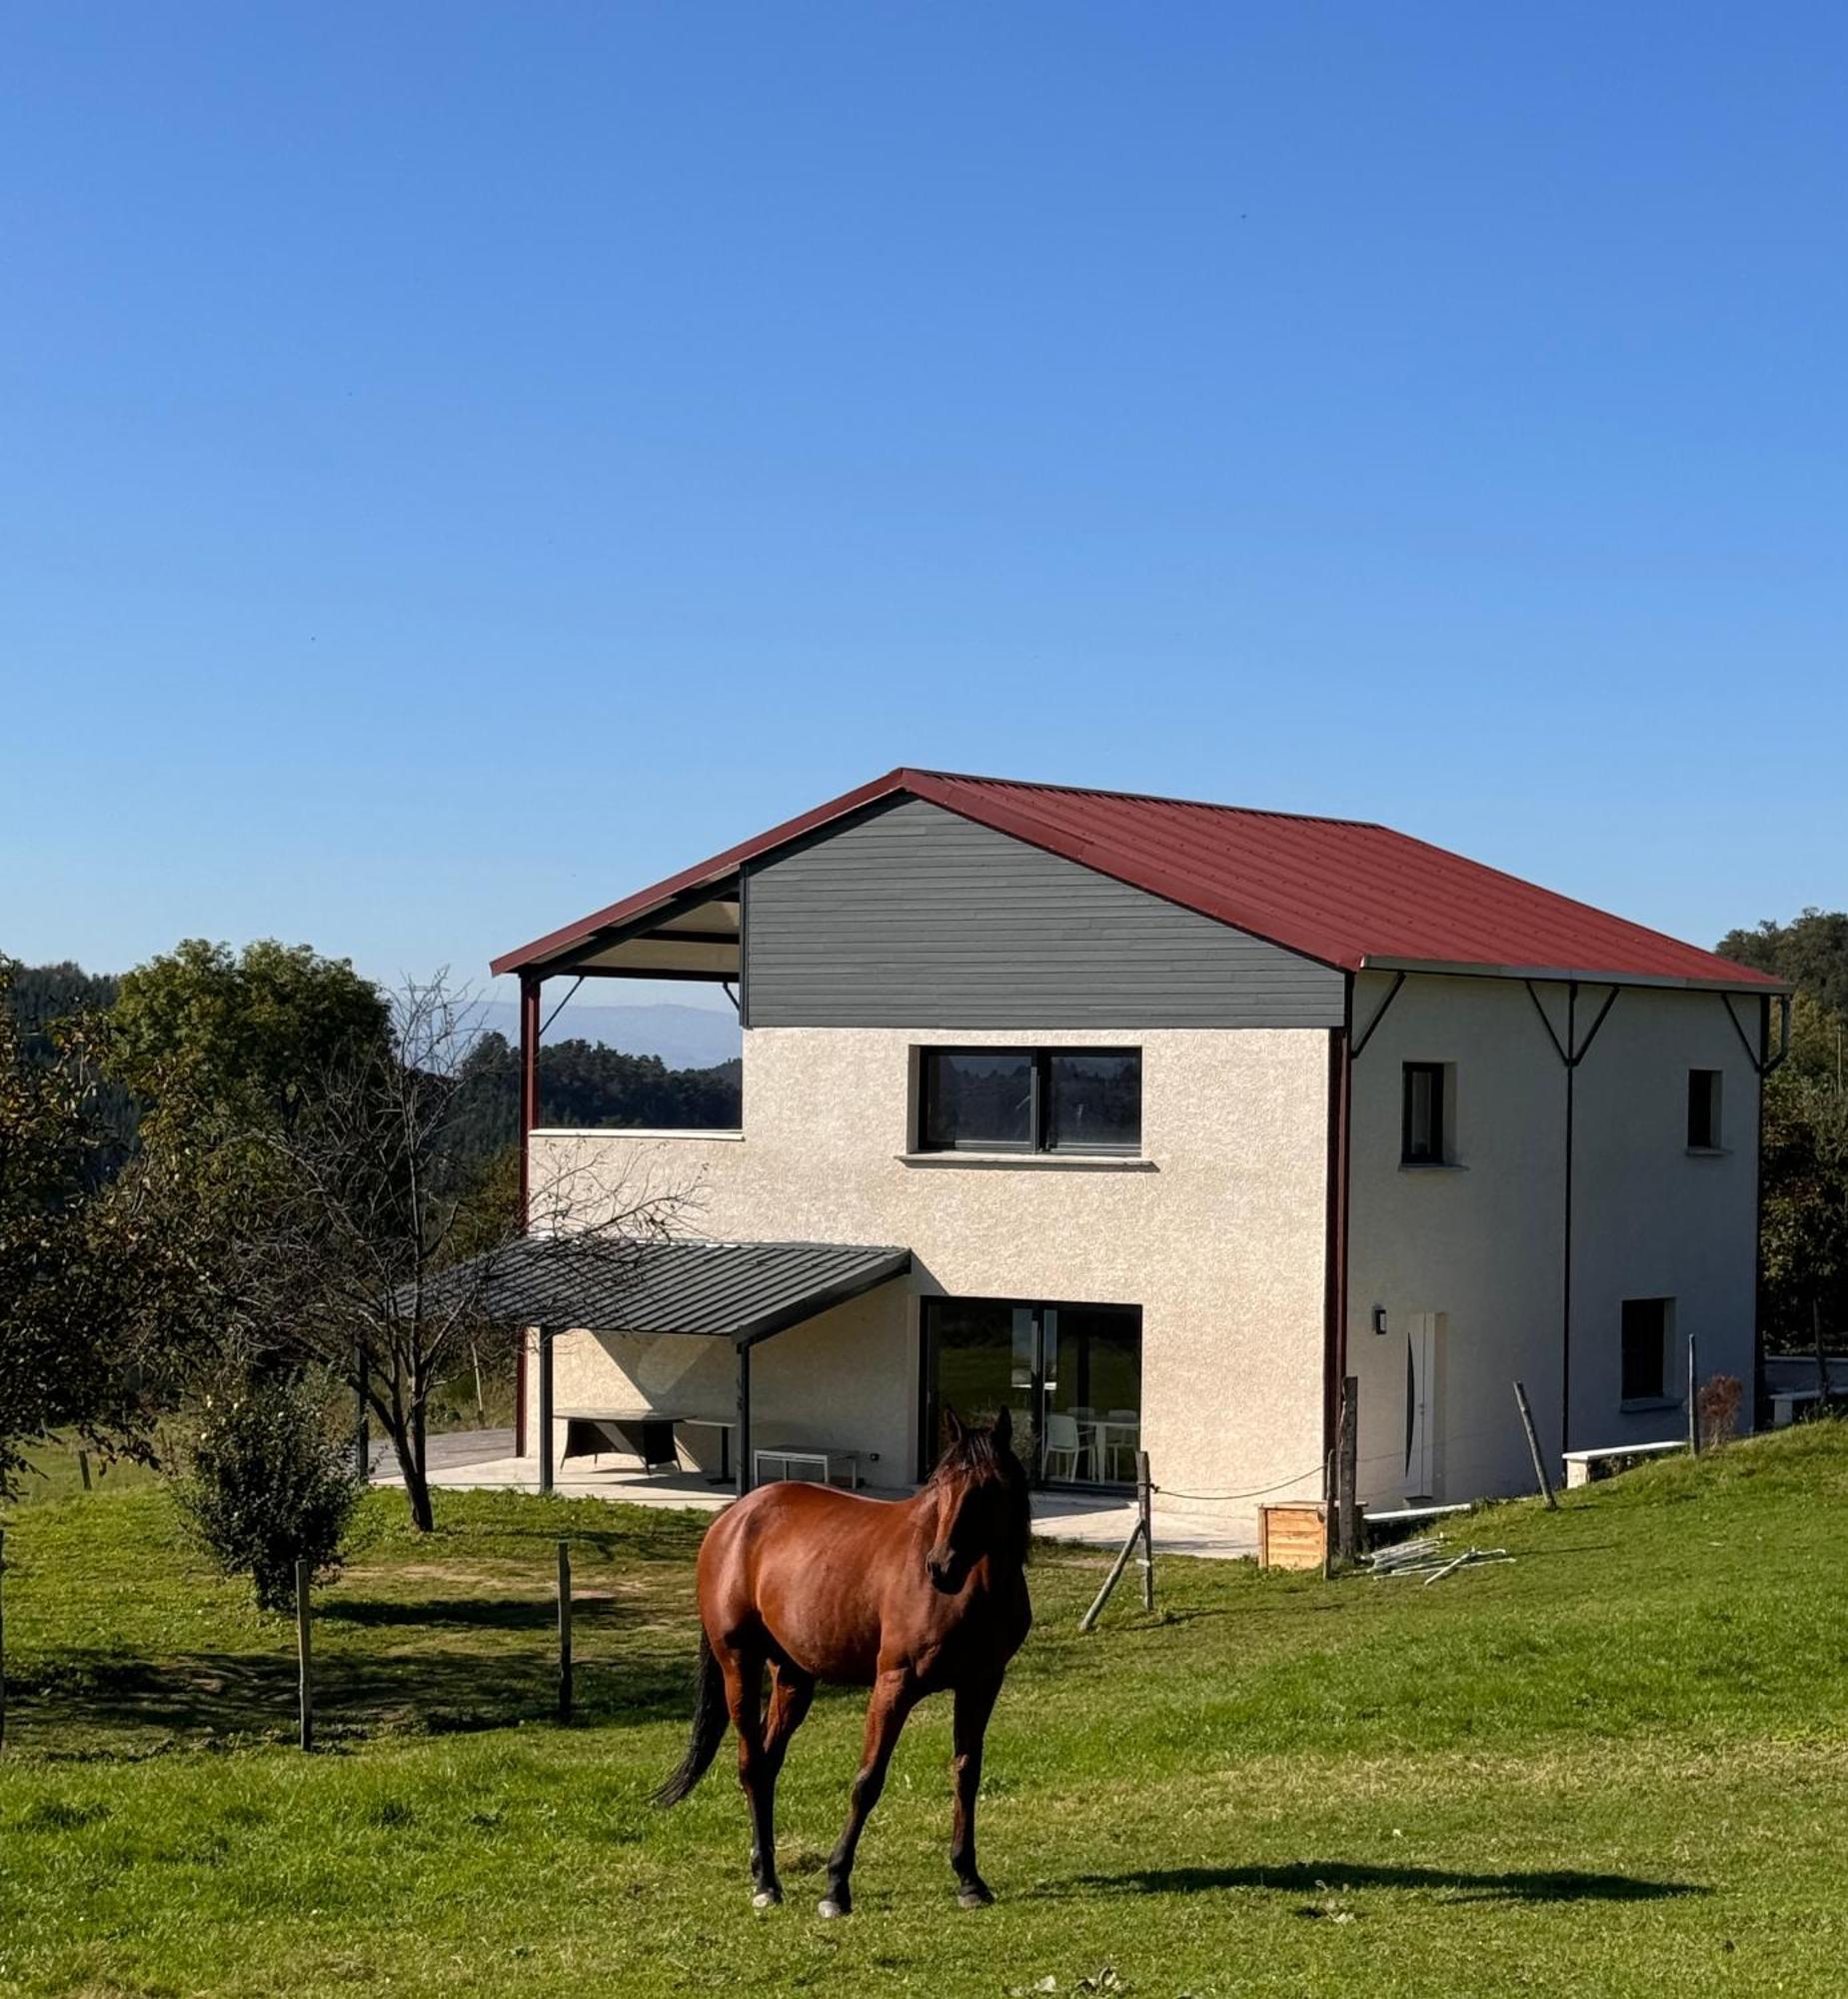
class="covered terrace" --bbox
[423,1232,912,1496]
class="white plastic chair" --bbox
[1042,1410,1082,1482]
[1105,1409,1141,1481]
[1067,1406,1098,1478]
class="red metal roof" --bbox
[493,767,1783,993]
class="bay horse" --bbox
[656,1406,1032,1917]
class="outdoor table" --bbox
[554,1409,738,1481]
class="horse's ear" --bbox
[991,1404,1012,1450]
[942,1405,965,1446]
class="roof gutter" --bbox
[1359,955,1790,997]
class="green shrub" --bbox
[178,1373,360,1612]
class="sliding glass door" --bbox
[923,1297,1142,1488]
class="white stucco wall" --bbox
[528,1024,1333,1518]
[1346,972,1760,1508]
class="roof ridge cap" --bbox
[905,767,1386,830]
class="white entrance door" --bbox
[1405,1313,1439,1498]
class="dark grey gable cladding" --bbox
[745,797,1345,1028]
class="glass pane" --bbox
[1404,1066,1439,1159]
[1046,1052,1140,1151]
[924,1297,1036,1469]
[922,1051,1032,1149]
[1043,1304,1141,1486]
[1621,1299,1666,1400]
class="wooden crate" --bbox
[1258,1501,1327,1571]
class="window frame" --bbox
[916,1046,1142,1157]
[1400,1060,1448,1166]
[1686,1068,1723,1151]
[1620,1296,1674,1406]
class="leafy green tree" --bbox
[108,939,390,1140]
[1718,921,1848,1350]
[1718,911,1848,1023]
[0,962,199,1497]
[177,1366,362,1613]
[1759,994,1848,1350]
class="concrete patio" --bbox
[372,1428,1259,1559]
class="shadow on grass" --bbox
[1050,1862,1706,1905]
[320,1597,560,1631]
[13,1643,694,1752]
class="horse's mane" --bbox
[928,1421,1032,1567]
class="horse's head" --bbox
[924,1406,1031,1592]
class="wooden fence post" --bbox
[77,1450,92,1492]
[1322,1448,1335,1580]
[1079,1462,1155,1633]
[1,1525,8,1752]
[557,1540,574,1725]
[295,1559,314,1752]
[1513,1380,1559,1510]
[1336,1376,1359,1562]
[1687,1334,1700,1456]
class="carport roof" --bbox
[413,1235,912,1345]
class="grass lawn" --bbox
[2,1426,1846,1997]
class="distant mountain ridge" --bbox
[474,999,741,1071]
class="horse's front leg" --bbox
[949,1674,1001,1908]
[819,1667,918,1918]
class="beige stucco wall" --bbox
[528,1024,1333,1517]
[1346,973,1760,1508]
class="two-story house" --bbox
[490,768,1788,1534]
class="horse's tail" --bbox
[654,1630,729,1807]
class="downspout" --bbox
[516,971,541,1454]
[1524,979,1619,1458]
[1326,970,1405,1465]
[1745,991,1789,1427]
[1323,979,1355,1463]
[1753,994,1768,1428]
[1562,982,1576,1457]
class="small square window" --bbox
[1687,1069,1722,1149]
[1401,1062,1447,1164]
[1620,1297,1672,1402]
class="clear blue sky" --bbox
[5,4,1844,1018]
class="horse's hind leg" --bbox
[717,1643,782,1908]
[765,1661,816,1770]
[949,1674,1001,1908]
[819,1667,918,1919]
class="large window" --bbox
[919,1048,1141,1154]
[922,1296,1143,1486]
[1620,1297,1673,1403]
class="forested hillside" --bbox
[3,965,743,1178]
[445,1032,739,1167]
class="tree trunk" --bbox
[383,1415,436,1533]
[403,1460,435,1534]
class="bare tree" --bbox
[227,976,696,1530]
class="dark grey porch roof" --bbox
[419,1235,911,1346]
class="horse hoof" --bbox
[752,1888,783,1910]
[817,1896,851,1920]
[957,1881,995,1910]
